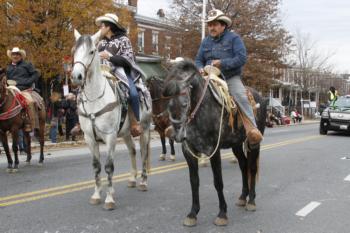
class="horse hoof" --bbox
[183,217,197,227]
[159,154,166,161]
[6,168,12,173]
[11,168,19,173]
[169,155,175,161]
[235,198,247,207]
[127,180,136,188]
[38,162,43,167]
[230,157,238,163]
[245,203,256,211]
[138,184,148,192]
[214,217,228,226]
[89,198,101,205]
[103,202,116,210]
[25,161,31,165]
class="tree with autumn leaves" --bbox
[171,0,292,94]
[0,0,137,79]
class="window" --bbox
[164,36,171,59]
[138,30,144,53]
[152,31,159,54]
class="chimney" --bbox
[157,9,165,18]
[128,0,137,8]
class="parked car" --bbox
[319,95,350,135]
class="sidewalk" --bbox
[273,119,319,128]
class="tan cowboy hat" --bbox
[7,47,26,59]
[206,9,232,27]
[95,13,125,30]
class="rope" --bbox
[184,94,225,161]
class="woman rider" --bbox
[96,13,142,137]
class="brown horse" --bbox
[0,73,46,172]
[146,76,176,161]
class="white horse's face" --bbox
[71,29,101,86]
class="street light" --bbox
[201,0,206,40]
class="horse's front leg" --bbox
[1,133,13,172]
[169,138,175,161]
[104,135,117,210]
[246,144,260,211]
[123,135,137,188]
[139,128,150,191]
[86,137,102,206]
[210,152,228,226]
[232,144,249,207]
[183,147,200,227]
[11,130,19,172]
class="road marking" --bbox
[0,135,323,207]
[295,201,321,217]
[340,157,350,160]
[344,174,350,181]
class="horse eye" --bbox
[89,51,94,55]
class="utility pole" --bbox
[201,0,206,40]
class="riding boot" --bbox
[238,108,263,145]
[129,109,142,137]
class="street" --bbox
[0,122,350,233]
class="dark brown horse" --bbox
[146,76,175,161]
[0,72,46,172]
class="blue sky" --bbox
[138,0,350,73]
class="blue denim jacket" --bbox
[195,30,247,79]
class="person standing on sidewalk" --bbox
[195,9,263,146]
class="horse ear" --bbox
[74,29,81,41]
[91,30,101,45]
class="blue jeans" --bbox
[49,117,58,143]
[127,75,140,121]
[18,130,26,151]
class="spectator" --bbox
[61,93,78,141]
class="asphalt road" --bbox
[0,122,350,233]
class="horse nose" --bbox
[77,74,83,80]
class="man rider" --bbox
[195,9,263,145]
[6,47,39,132]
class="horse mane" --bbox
[163,60,200,97]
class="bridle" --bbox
[72,48,97,87]
[167,71,210,126]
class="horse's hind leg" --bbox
[169,138,175,161]
[1,133,13,172]
[123,135,137,188]
[24,131,32,164]
[86,138,102,206]
[38,115,46,164]
[210,152,228,226]
[139,128,151,191]
[183,147,200,227]
[232,144,249,207]
[246,144,260,211]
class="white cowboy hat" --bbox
[7,47,26,59]
[205,9,232,27]
[95,13,125,30]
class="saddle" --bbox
[203,65,258,128]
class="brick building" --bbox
[115,0,181,60]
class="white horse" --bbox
[71,29,152,210]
